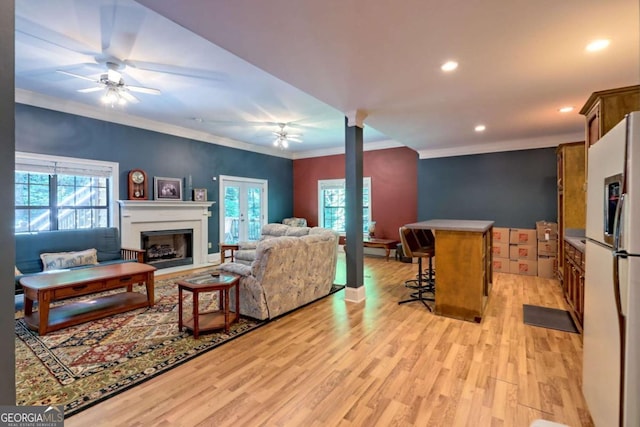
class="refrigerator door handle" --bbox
[614,250,640,259]
[613,192,625,252]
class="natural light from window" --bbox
[14,153,118,233]
[318,178,371,234]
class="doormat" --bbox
[522,304,579,334]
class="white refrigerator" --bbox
[584,111,640,426]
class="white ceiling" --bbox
[15,0,639,159]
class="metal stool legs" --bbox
[399,255,435,310]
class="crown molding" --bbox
[15,89,294,159]
[291,139,404,159]
[15,89,581,162]
[417,133,584,159]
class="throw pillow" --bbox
[40,248,99,271]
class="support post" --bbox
[344,110,367,302]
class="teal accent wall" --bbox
[418,148,558,228]
[15,104,294,250]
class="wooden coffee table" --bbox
[19,263,156,336]
[177,273,240,338]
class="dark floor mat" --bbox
[523,304,579,334]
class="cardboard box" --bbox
[492,227,510,244]
[538,240,558,256]
[510,228,536,245]
[538,256,558,278]
[492,257,510,273]
[492,243,510,258]
[510,259,538,276]
[509,244,537,260]
[536,221,558,241]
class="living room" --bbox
[3,1,639,425]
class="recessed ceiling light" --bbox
[586,39,610,52]
[558,106,575,113]
[475,124,486,132]
[441,61,458,72]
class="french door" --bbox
[219,175,267,243]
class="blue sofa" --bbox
[14,227,144,294]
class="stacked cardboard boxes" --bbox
[491,227,510,273]
[509,228,537,275]
[536,221,558,278]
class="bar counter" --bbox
[405,219,494,322]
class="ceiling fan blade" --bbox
[15,16,98,56]
[124,60,227,82]
[98,3,145,60]
[119,91,140,103]
[78,87,104,93]
[100,4,116,54]
[127,85,161,95]
[56,70,98,82]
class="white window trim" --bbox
[318,177,372,235]
[15,152,120,230]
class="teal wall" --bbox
[418,148,558,228]
[15,104,294,250]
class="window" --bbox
[15,153,119,232]
[318,178,371,234]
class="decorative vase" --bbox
[368,221,376,238]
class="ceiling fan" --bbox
[272,123,303,149]
[57,62,161,105]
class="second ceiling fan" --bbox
[272,123,303,149]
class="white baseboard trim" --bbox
[344,285,366,303]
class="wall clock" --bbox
[128,169,148,200]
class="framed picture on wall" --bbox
[154,177,182,200]
[193,188,207,202]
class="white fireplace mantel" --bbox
[118,200,215,268]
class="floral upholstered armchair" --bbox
[219,229,338,320]
[282,217,307,227]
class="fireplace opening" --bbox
[141,229,193,269]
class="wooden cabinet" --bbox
[580,85,640,148]
[556,142,585,281]
[434,228,492,323]
[580,85,640,184]
[563,241,585,332]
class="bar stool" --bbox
[398,226,436,310]
[414,228,436,289]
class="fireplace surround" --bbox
[118,200,214,269]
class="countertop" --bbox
[405,219,494,233]
[564,228,586,252]
[564,236,586,252]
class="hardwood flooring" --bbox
[65,255,593,426]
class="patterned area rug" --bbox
[15,270,266,417]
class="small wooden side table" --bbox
[177,273,240,338]
[219,243,239,263]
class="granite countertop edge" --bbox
[564,236,586,252]
[405,219,495,233]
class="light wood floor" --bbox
[65,255,593,427]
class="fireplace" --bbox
[118,200,214,271]
[141,229,193,269]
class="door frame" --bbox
[218,175,268,243]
